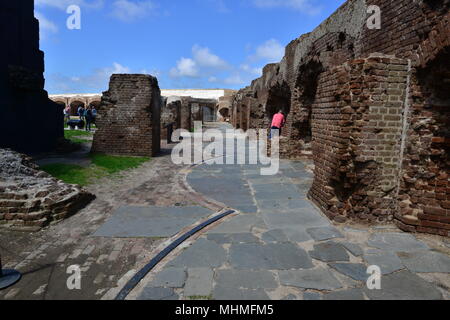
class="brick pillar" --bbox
[92,74,161,157]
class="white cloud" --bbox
[240,64,263,76]
[251,39,285,63]
[47,62,132,93]
[251,0,321,15]
[170,45,228,79]
[170,58,199,78]
[224,74,246,85]
[35,0,104,10]
[34,11,58,40]
[192,45,228,69]
[111,0,156,22]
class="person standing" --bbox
[91,106,98,128]
[78,105,85,121]
[85,107,93,132]
[270,110,286,139]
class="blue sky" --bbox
[35,0,345,94]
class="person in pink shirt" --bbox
[270,110,286,139]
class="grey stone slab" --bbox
[93,206,213,238]
[262,210,329,230]
[207,233,260,244]
[279,268,343,290]
[138,287,179,300]
[282,294,298,300]
[307,226,344,241]
[149,268,186,288]
[282,227,312,243]
[229,243,314,270]
[215,270,278,289]
[254,190,302,201]
[184,268,214,298]
[213,286,270,300]
[168,239,227,268]
[303,292,322,300]
[309,242,350,262]
[363,252,404,275]
[329,263,368,281]
[208,215,265,234]
[323,288,365,300]
[342,242,364,257]
[367,233,429,252]
[262,229,289,243]
[398,251,450,273]
[363,271,443,300]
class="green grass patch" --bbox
[64,130,94,144]
[90,154,150,174]
[40,164,93,186]
[41,154,151,186]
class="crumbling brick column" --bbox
[92,74,161,157]
[309,54,409,223]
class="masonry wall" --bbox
[92,74,161,157]
[230,0,450,236]
[0,1,63,154]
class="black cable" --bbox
[115,210,236,300]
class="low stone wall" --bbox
[92,74,162,157]
[0,149,95,232]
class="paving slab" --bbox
[281,227,312,243]
[261,229,289,243]
[137,287,179,300]
[262,210,329,230]
[367,233,429,252]
[363,252,404,275]
[363,271,443,300]
[307,226,344,241]
[93,206,213,238]
[303,292,322,300]
[229,243,314,270]
[184,268,214,298]
[168,239,227,268]
[398,251,450,273]
[279,268,343,291]
[341,242,364,257]
[215,270,278,289]
[148,268,186,288]
[213,286,270,300]
[208,215,265,234]
[329,263,368,281]
[323,288,365,300]
[309,242,350,262]
[207,233,260,244]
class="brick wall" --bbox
[229,0,450,236]
[92,74,161,157]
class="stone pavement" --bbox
[128,124,450,301]
[1,124,449,300]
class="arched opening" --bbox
[240,104,249,131]
[292,60,324,144]
[70,101,86,116]
[89,100,101,109]
[265,82,291,130]
[219,107,230,119]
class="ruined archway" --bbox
[69,101,85,115]
[265,82,291,133]
[291,60,324,146]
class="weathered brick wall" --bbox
[309,55,408,223]
[229,0,450,236]
[92,74,161,157]
[0,1,63,154]
[0,149,94,232]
